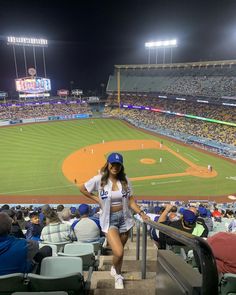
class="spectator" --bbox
[228,218,236,233]
[25,212,42,241]
[158,204,208,249]
[198,207,213,232]
[60,207,72,224]
[57,204,65,221]
[16,210,26,230]
[40,208,75,243]
[207,232,236,274]
[0,212,52,275]
[212,207,222,218]
[39,204,51,227]
[73,204,105,244]
[3,209,25,238]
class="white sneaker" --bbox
[110,265,116,277]
[115,274,124,289]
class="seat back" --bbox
[40,241,70,253]
[64,243,94,255]
[28,273,85,295]
[220,273,236,295]
[0,273,28,294]
[40,256,83,276]
[62,243,97,271]
[39,243,58,256]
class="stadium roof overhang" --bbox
[115,59,236,70]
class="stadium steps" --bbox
[88,234,157,294]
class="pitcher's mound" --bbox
[140,158,156,164]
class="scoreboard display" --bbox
[15,77,51,93]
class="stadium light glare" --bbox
[7,36,48,47]
[145,39,177,48]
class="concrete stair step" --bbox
[102,260,157,273]
[90,271,156,295]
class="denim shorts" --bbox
[109,210,128,233]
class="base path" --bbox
[62,139,217,185]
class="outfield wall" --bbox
[0,113,90,127]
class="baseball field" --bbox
[0,118,235,204]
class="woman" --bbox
[80,152,149,289]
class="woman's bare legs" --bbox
[106,228,130,274]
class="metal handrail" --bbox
[134,217,219,295]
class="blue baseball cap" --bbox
[198,207,208,217]
[78,204,90,216]
[107,152,123,165]
[183,209,197,223]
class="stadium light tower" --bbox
[7,36,48,78]
[145,39,177,64]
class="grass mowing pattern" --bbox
[0,118,235,197]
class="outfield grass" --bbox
[0,118,235,197]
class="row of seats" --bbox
[0,256,89,295]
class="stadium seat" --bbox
[27,256,90,294]
[27,273,85,295]
[219,273,236,295]
[58,243,98,271]
[40,241,71,253]
[39,243,58,256]
[0,273,28,294]
[40,256,83,275]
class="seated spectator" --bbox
[1,204,10,210]
[198,207,213,232]
[228,218,236,233]
[212,207,222,218]
[207,232,236,274]
[57,204,65,221]
[223,209,234,219]
[189,206,209,236]
[40,208,75,243]
[0,212,52,275]
[25,212,42,241]
[73,204,105,244]
[39,204,51,227]
[158,204,208,249]
[60,207,72,224]
[3,209,25,238]
[16,210,26,230]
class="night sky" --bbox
[1,0,236,95]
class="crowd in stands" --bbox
[0,203,104,275]
[135,200,236,275]
[104,97,236,146]
[0,102,92,120]
[107,65,236,99]
[1,200,236,278]
[1,198,236,295]
[107,96,236,122]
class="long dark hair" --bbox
[100,162,128,190]
[44,208,61,224]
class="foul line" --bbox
[184,153,199,161]
[133,179,182,187]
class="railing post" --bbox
[130,226,133,242]
[142,222,147,279]
[136,221,140,260]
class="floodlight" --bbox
[145,39,177,48]
[7,36,48,47]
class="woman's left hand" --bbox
[140,212,151,221]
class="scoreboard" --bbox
[15,77,51,93]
